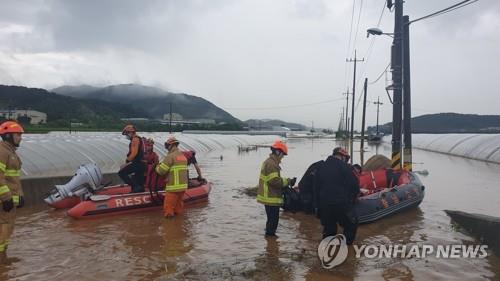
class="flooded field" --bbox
[2,138,500,280]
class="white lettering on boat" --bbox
[115,195,152,207]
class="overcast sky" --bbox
[0,0,498,128]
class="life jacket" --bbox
[127,136,144,163]
[357,168,411,196]
[182,150,196,165]
[141,138,158,165]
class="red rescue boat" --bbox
[48,185,132,209]
[66,182,211,219]
[44,163,212,218]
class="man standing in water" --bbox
[182,150,204,182]
[315,147,359,244]
[0,121,25,264]
[257,140,296,238]
[118,124,146,193]
[155,137,188,218]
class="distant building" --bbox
[189,118,216,124]
[120,118,150,122]
[163,113,183,121]
[162,113,216,125]
[0,109,47,124]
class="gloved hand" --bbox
[18,196,25,208]
[2,198,14,212]
[289,177,297,187]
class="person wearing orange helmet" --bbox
[118,124,146,193]
[314,146,360,244]
[0,121,25,264]
[257,140,296,238]
[155,136,188,217]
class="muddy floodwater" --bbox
[2,138,500,280]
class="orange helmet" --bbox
[333,147,349,157]
[165,136,179,146]
[0,121,24,135]
[271,140,288,155]
[121,124,136,135]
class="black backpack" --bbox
[282,186,301,213]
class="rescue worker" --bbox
[155,137,188,218]
[314,147,359,244]
[0,121,25,264]
[118,124,146,193]
[182,150,204,181]
[143,138,159,166]
[257,140,296,238]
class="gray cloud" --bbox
[0,0,498,128]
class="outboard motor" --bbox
[44,163,104,205]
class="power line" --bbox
[410,0,480,24]
[223,97,345,110]
[352,0,365,55]
[343,0,357,89]
[369,62,391,85]
[353,1,388,114]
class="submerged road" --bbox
[1,139,500,280]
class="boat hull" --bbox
[286,169,425,224]
[66,183,211,219]
[356,173,424,223]
[48,185,132,209]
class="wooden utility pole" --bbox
[346,50,364,163]
[343,89,350,138]
[374,97,383,135]
[391,0,404,169]
[360,78,368,165]
[402,15,413,171]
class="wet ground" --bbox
[2,138,500,280]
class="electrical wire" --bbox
[352,0,364,54]
[353,1,387,113]
[409,0,480,24]
[343,0,357,90]
[368,62,391,85]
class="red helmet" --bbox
[0,121,24,135]
[333,147,349,157]
[271,140,288,155]
[121,124,136,135]
[165,136,179,146]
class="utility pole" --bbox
[390,0,404,170]
[342,89,350,138]
[360,78,368,165]
[169,102,173,134]
[341,108,344,131]
[346,50,364,163]
[374,97,383,135]
[402,15,413,171]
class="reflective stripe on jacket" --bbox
[0,141,23,204]
[257,154,289,206]
[155,146,188,192]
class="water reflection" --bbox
[161,217,193,276]
[3,138,500,280]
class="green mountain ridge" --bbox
[369,113,500,134]
[244,119,306,130]
[0,85,144,125]
[52,84,240,123]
